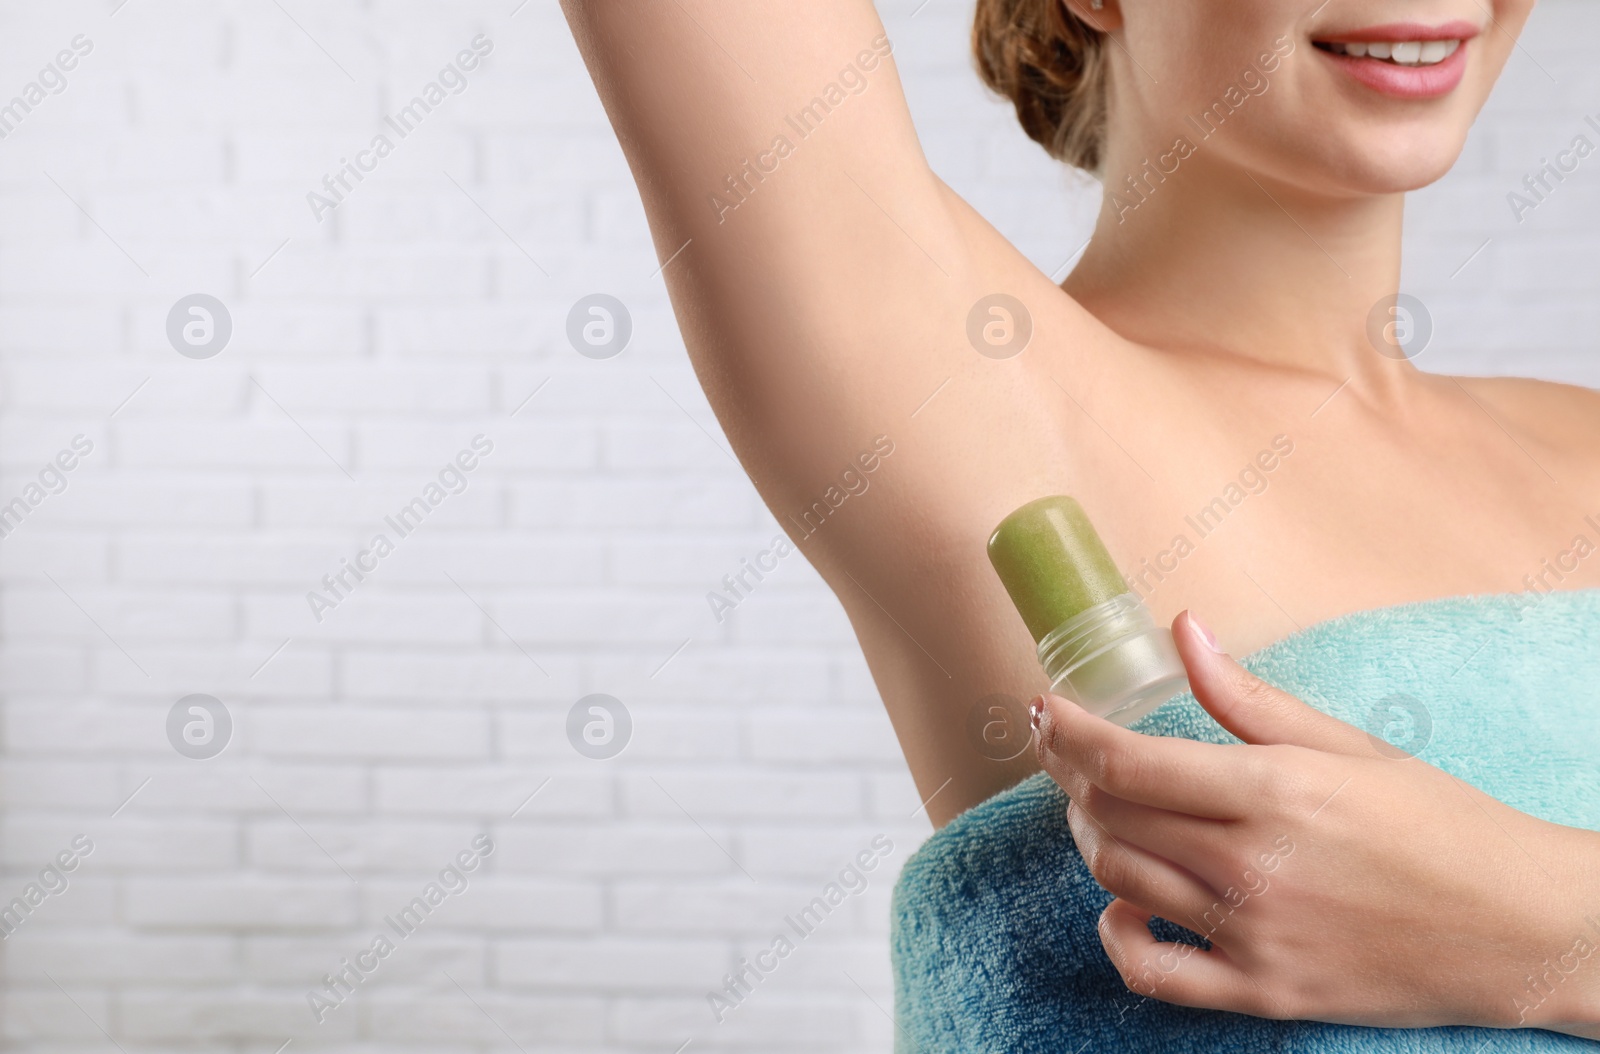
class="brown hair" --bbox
[973,0,1108,172]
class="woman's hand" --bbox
[1031,610,1600,1038]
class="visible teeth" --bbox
[1326,39,1461,65]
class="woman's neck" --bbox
[1062,150,1420,403]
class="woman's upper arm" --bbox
[560,0,933,266]
[560,1,1096,497]
[562,2,1122,819]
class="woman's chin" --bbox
[1352,151,1464,195]
[1271,135,1470,198]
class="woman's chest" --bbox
[916,362,1600,658]
[1086,411,1600,655]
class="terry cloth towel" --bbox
[892,589,1600,1052]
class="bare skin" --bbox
[561,0,1600,820]
[561,0,1600,1034]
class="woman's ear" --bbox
[1063,0,1124,33]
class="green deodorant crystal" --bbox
[987,495,1188,726]
[987,496,1130,642]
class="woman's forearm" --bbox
[1522,826,1600,1038]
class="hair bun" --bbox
[973,0,1108,172]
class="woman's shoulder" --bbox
[1451,373,1600,454]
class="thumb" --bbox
[1175,610,1376,756]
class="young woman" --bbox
[561,0,1600,1044]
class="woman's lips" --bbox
[1316,35,1470,98]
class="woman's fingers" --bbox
[1066,801,1220,928]
[1035,692,1265,819]
[1097,899,1287,1019]
[1070,785,1231,872]
[1175,610,1382,757]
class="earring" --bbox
[1090,0,1104,8]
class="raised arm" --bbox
[561,0,1114,819]
[560,0,1099,473]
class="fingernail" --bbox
[1189,611,1223,653]
[1028,694,1046,730]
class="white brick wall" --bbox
[0,1,1595,1050]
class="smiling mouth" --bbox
[1308,22,1478,98]
[1313,39,1462,66]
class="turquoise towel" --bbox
[892,590,1600,1051]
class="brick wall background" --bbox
[0,1,1595,1051]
